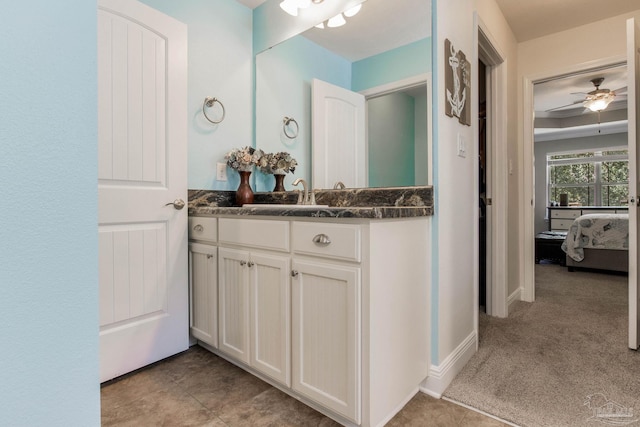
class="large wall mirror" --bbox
[254,0,432,191]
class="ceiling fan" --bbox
[545,77,627,113]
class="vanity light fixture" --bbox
[316,3,363,29]
[343,4,361,17]
[280,0,324,17]
[327,13,346,27]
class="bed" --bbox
[561,213,629,273]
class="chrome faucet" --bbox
[292,178,316,205]
[333,181,346,190]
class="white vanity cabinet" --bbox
[218,218,291,387]
[188,213,430,427]
[291,222,362,424]
[188,217,218,348]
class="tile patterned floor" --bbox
[101,346,508,426]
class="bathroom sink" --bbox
[243,204,329,209]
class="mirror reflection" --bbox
[254,0,432,191]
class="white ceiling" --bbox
[493,0,640,43]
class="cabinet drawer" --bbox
[219,218,289,252]
[292,222,361,262]
[550,210,580,219]
[581,209,614,215]
[550,218,574,230]
[189,216,217,243]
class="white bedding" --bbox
[561,213,628,262]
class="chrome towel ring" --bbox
[203,97,225,124]
[283,116,299,139]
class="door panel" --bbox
[628,17,640,350]
[98,0,188,382]
[312,79,366,189]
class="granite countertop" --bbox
[188,187,433,219]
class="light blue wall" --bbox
[0,1,99,426]
[255,35,351,191]
[352,38,432,92]
[140,0,253,191]
[368,93,416,187]
[534,133,628,234]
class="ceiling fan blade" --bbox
[545,100,584,112]
[612,86,627,94]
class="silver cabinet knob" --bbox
[291,270,299,277]
[206,254,213,259]
[240,260,247,266]
[312,233,331,245]
[165,199,185,210]
[193,224,204,232]
[248,261,254,267]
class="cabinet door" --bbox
[189,243,218,347]
[249,252,290,387]
[218,247,250,364]
[291,259,361,424]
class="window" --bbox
[547,149,628,207]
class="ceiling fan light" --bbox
[279,0,298,16]
[296,0,312,9]
[315,21,325,29]
[584,93,615,112]
[343,4,362,18]
[327,13,346,27]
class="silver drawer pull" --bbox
[193,224,204,232]
[312,233,331,245]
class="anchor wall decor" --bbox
[444,39,471,126]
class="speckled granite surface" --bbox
[188,187,433,219]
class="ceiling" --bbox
[493,0,640,43]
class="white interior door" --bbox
[98,0,188,382]
[628,17,640,350]
[312,78,366,189]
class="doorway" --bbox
[477,21,508,318]
[478,59,487,312]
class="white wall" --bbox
[424,0,518,396]
[430,0,477,375]
[0,1,99,425]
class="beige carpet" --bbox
[444,264,640,427]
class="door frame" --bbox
[359,73,434,186]
[477,17,508,318]
[520,56,627,303]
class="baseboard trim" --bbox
[507,287,522,310]
[420,330,477,398]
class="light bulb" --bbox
[280,0,298,16]
[327,13,346,27]
[343,4,362,17]
[296,0,311,9]
[315,22,325,29]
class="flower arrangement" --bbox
[257,151,298,175]
[225,146,263,172]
